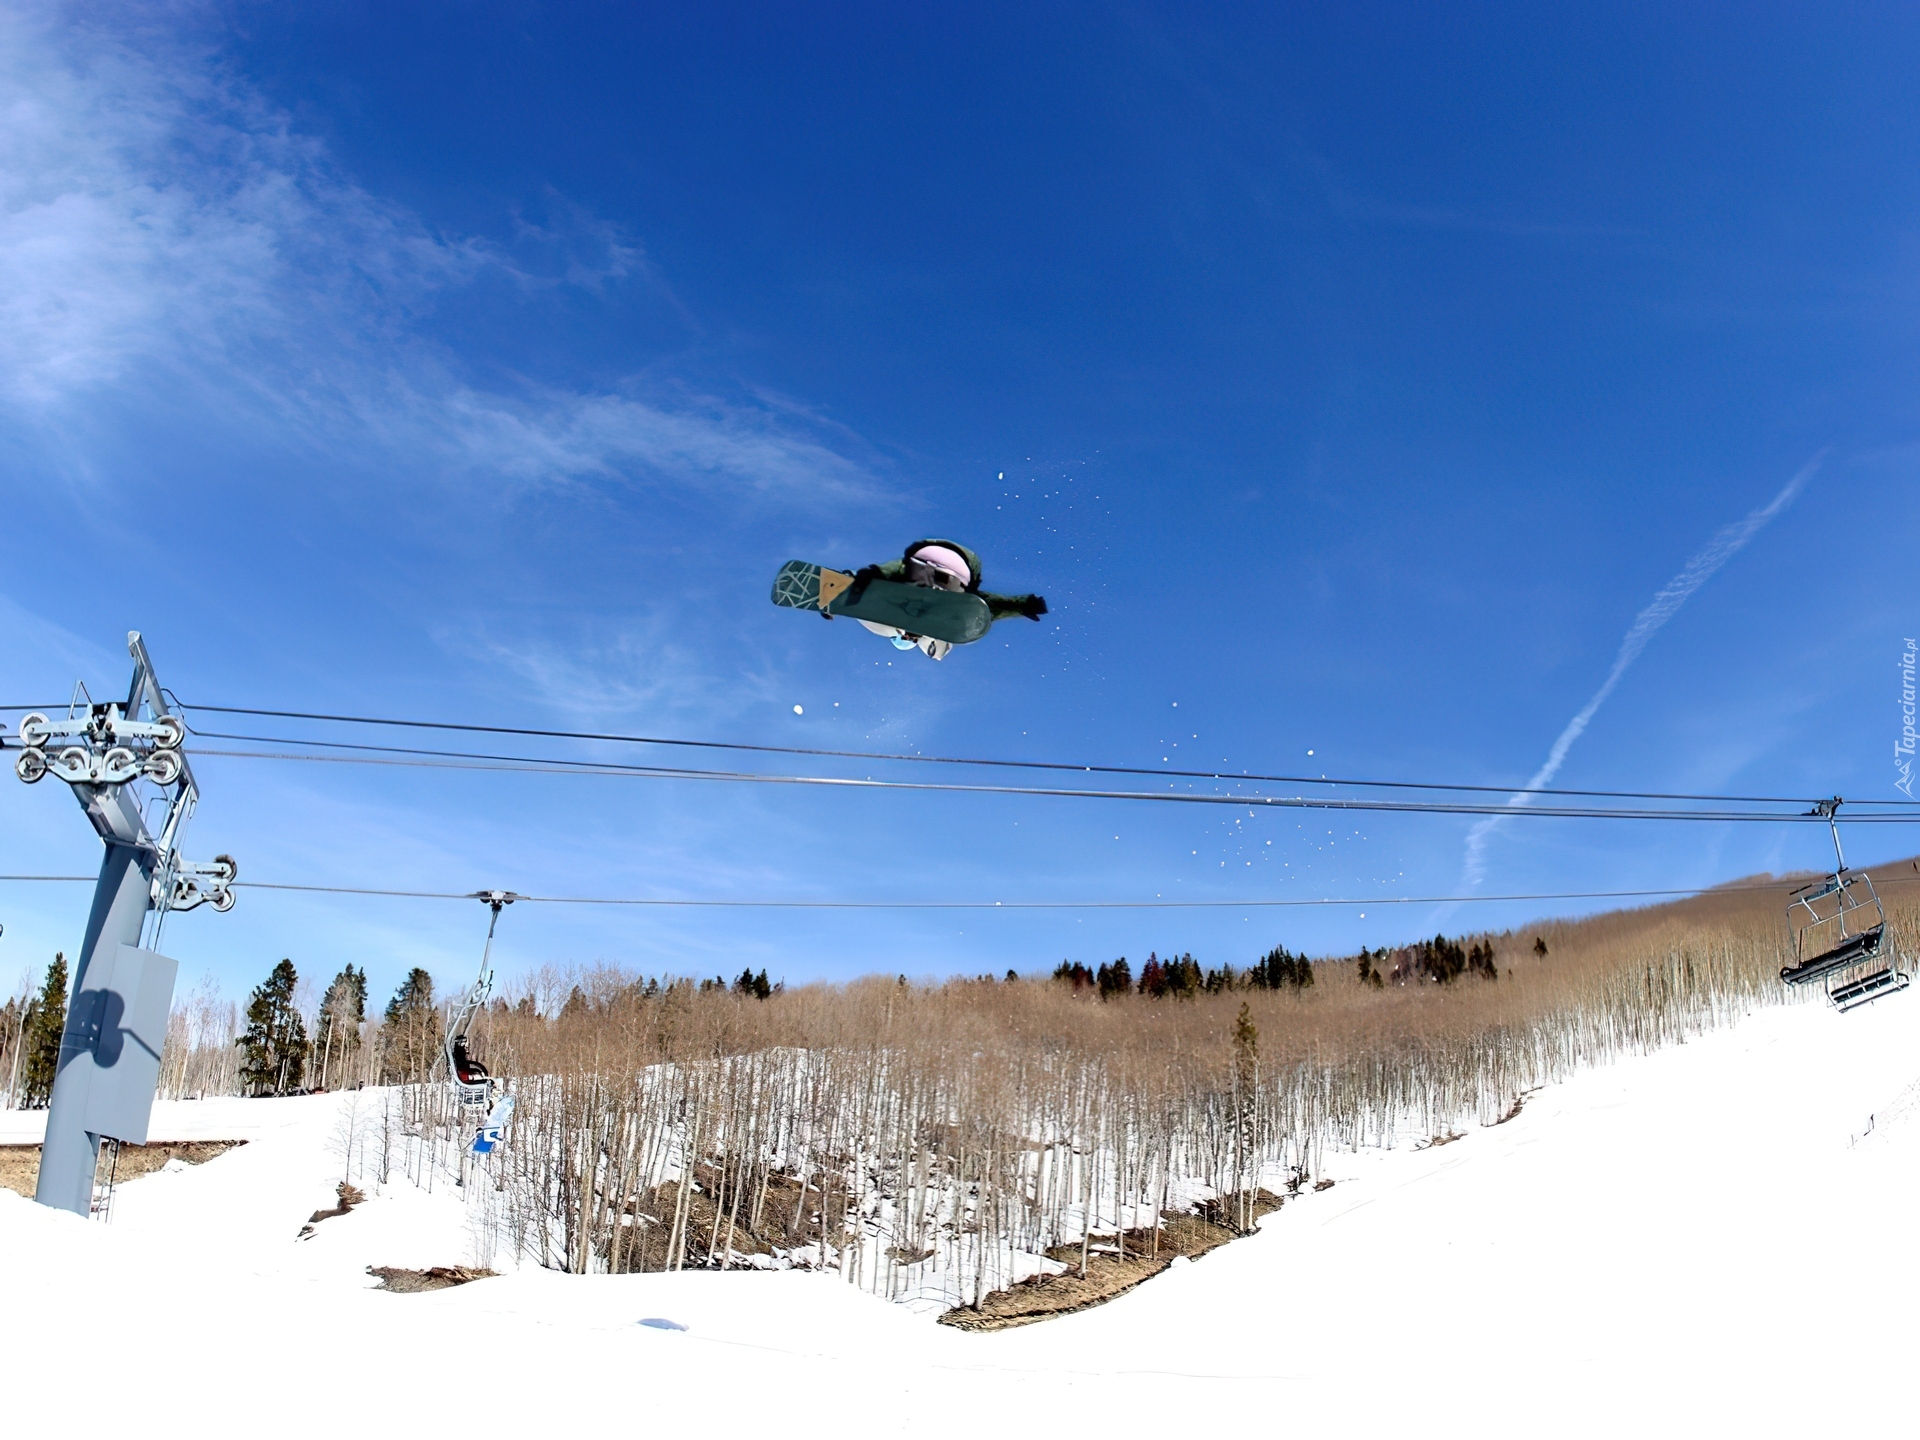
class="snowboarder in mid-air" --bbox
[771,539,1047,660]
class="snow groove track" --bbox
[5,997,1917,1436]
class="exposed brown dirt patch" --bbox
[0,1140,245,1199]
[298,1181,367,1238]
[367,1265,496,1293]
[939,1191,1285,1332]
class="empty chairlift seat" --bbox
[1779,911,1885,988]
[1780,808,1911,1013]
[1829,963,1911,1012]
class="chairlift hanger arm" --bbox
[469,889,523,967]
[1824,797,1848,871]
[447,890,523,1042]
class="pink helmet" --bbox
[908,543,972,588]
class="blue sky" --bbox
[3,2,1918,1007]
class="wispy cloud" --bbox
[436,616,771,725]
[1459,452,1826,889]
[406,380,879,497]
[0,2,880,500]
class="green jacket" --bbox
[862,539,1048,622]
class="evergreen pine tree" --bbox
[1137,953,1166,998]
[1250,945,1304,991]
[731,968,773,1000]
[236,959,308,1097]
[380,967,441,1084]
[1232,1000,1258,1066]
[20,952,69,1109]
[1415,934,1468,984]
[314,963,368,1089]
[1167,953,1202,999]
[1467,941,1498,981]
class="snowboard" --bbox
[771,560,992,645]
[470,1093,514,1155]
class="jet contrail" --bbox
[1459,451,1826,890]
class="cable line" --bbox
[16,697,1915,811]
[5,873,1910,908]
[179,741,1917,822]
[157,699,1903,808]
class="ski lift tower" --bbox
[12,633,235,1216]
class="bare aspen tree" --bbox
[211,870,1868,1308]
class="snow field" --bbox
[2,994,1916,1436]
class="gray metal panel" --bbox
[73,943,177,1145]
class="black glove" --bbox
[1020,594,1048,620]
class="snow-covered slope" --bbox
[4,996,1916,1437]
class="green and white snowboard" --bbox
[771,560,993,645]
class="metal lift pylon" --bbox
[12,633,236,1215]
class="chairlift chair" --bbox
[1780,800,1910,1013]
[444,890,521,1107]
